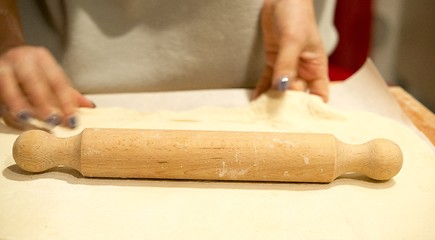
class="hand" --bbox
[0,46,94,130]
[253,0,329,101]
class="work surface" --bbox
[1,61,435,240]
[389,86,435,145]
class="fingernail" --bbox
[90,101,97,108]
[45,114,62,127]
[277,76,290,91]
[67,115,77,128]
[17,111,31,122]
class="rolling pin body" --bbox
[12,129,403,183]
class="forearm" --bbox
[0,0,24,54]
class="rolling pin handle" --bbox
[336,138,403,181]
[12,130,81,173]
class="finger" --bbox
[252,65,273,100]
[0,64,32,122]
[308,77,329,102]
[261,0,278,65]
[268,1,304,91]
[37,48,80,127]
[298,51,330,102]
[2,111,28,130]
[14,56,63,126]
[272,46,328,99]
[290,78,308,91]
[73,89,96,108]
[1,110,51,131]
[271,42,301,91]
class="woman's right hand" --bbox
[253,0,329,101]
[0,45,95,130]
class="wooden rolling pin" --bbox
[12,128,403,183]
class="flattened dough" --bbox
[1,91,434,239]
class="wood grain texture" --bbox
[13,129,403,182]
[389,86,435,145]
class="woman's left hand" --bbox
[253,0,329,102]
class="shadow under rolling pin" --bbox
[12,128,403,183]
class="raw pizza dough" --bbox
[1,91,434,239]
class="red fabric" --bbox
[328,0,373,81]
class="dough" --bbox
[1,91,434,239]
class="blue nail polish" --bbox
[45,114,62,126]
[68,116,77,128]
[17,111,31,122]
[277,76,290,91]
